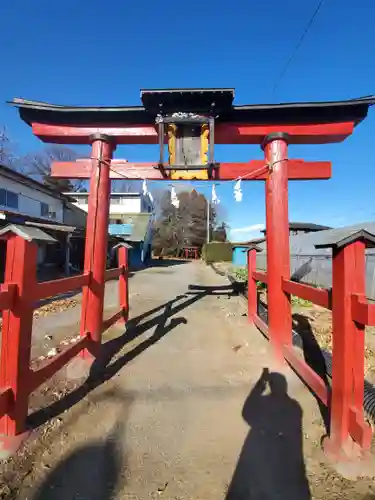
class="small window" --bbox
[0,189,5,206]
[6,191,18,209]
[41,202,49,217]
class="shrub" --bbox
[202,242,233,263]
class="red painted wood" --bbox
[118,246,129,323]
[0,284,16,310]
[247,249,258,320]
[348,407,372,450]
[253,270,268,283]
[29,336,90,392]
[282,279,331,309]
[351,294,375,326]
[104,267,123,282]
[282,345,328,405]
[264,137,292,358]
[32,121,355,145]
[217,160,332,180]
[329,241,370,452]
[0,237,37,436]
[351,242,366,423]
[80,137,113,357]
[51,159,331,181]
[36,273,90,300]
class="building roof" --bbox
[65,191,144,197]
[261,222,331,234]
[10,91,375,127]
[0,163,73,201]
[110,213,152,242]
[315,228,375,250]
[232,237,266,247]
[0,224,57,243]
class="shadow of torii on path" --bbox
[27,283,238,429]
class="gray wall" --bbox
[256,253,375,300]
[255,221,375,300]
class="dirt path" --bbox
[3,262,375,499]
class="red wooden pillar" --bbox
[247,247,259,321]
[262,133,292,358]
[80,134,114,357]
[328,239,369,454]
[0,236,37,444]
[118,245,129,323]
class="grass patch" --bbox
[233,267,247,281]
[291,296,313,307]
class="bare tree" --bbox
[23,145,85,192]
[152,189,225,256]
[0,126,20,170]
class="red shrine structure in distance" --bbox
[2,89,374,467]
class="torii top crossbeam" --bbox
[10,88,375,181]
[11,89,375,145]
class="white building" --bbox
[65,191,154,267]
[66,192,153,220]
[0,165,87,272]
[0,164,66,223]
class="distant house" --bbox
[66,191,154,268]
[0,164,87,278]
[232,222,331,267]
[67,191,153,216]
[261,222,331,237]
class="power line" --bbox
[271,0,326,96]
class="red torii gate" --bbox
[3,89,374,465]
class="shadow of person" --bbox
[226,369,311,500]
[31,392,132,500]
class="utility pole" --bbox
[206,198,210,244]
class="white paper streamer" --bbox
[234,179,243,202]
[142,179,148,196]
[212,184,220,204]
[171,186,179,208]
[142,179,154,203]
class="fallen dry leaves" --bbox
[33,298,78,319]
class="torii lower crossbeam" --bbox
[51,159,331,180]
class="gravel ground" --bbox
[1,261,375,499]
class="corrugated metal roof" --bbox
[258,221,375,255]
[115,213,152,242]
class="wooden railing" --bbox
[247,236,374,457]
[0,234,129,450]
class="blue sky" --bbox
[1,0,374,241]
